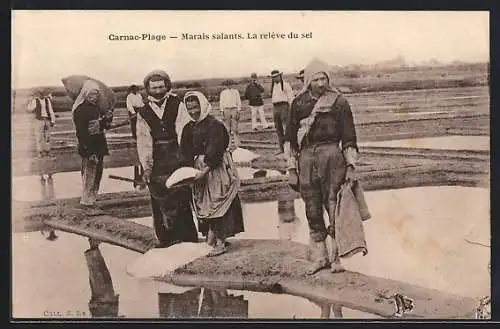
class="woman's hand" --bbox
[194,167,210,180]
[345,165,357,182]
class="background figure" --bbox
[295,69,305,96]
[219,81,242,149]
[126,84,145,188]
[27,90,56,165]
[270,70,294,154]
[85,239,119,318]
[244,73,272,131]
[184,91,244,257]
[72,80,110,213]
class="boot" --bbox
[306,240,330,275]
[330,237,345,273]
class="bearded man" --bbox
[135,70,198,247]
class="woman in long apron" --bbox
[183,91,244,257]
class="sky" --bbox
[12,10,489,89]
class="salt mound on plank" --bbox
[232,147,260,163]
[126,242,212,279]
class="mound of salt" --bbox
[232,147,261,164]
[126,242,212,279]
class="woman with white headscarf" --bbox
[72,80,110,211]
[183,91,244,257]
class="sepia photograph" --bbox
[11,10,490,319]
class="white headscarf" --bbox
[71,80,100,113]
[183,91,212,123]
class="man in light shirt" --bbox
[126,84,145,188]
[270,69,294,154]
[219,81,242,149]
[27,90,56,159]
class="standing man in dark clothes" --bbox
[126,84,145,188]
[270,69,294,154]
[72,80,110,213]
[135,69,198,247]
[284,59,359,275]
[243,73,272,131]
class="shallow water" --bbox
[12,166,280,203]
[359,135,489,151]
[12,186,490,318]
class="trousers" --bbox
[80,155,104,205]
[298,143,347,242]
[272,102,289,151]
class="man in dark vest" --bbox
[135,70,198,247]
[27,90,56,158]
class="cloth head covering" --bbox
[183,91,212,123]
[298,58,337,96]
[71,80,100,112]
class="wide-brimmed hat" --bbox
[271,70,282,78]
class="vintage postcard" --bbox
[11,10,490,320]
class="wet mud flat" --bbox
[160,239,477,319]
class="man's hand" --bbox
[345,165,357,182]
[288,168,299,192]
[143,169,152,185]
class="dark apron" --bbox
[148,139,197,246]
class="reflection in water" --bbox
[84,241,119,318]
[277,195,301,241]
[158,288,249,318]
[40,175,59,241]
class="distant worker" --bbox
[270,69,294,154]
[72,80,110,214]
[126,84,145,188]
[295,69,305,95]
[243,73,272,131]
[27,90,56,159]
[219,81,242,149]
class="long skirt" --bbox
[192,152,244,239]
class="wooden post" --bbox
[85,239,119,318]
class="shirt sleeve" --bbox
[284,99,299,169]
[285,83,294,105]
[235,89,241,110]
[47,99,56,123]
[204,121,229,169]
[136,113,154,173]
[73,107,91,155]
[337,95,359,152]
[126,95,135,114]
[27,99,36,112]
[219,90,227,110]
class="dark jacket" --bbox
[285,91,358,152]
[243,82,265,106]
[73,101,109,158]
